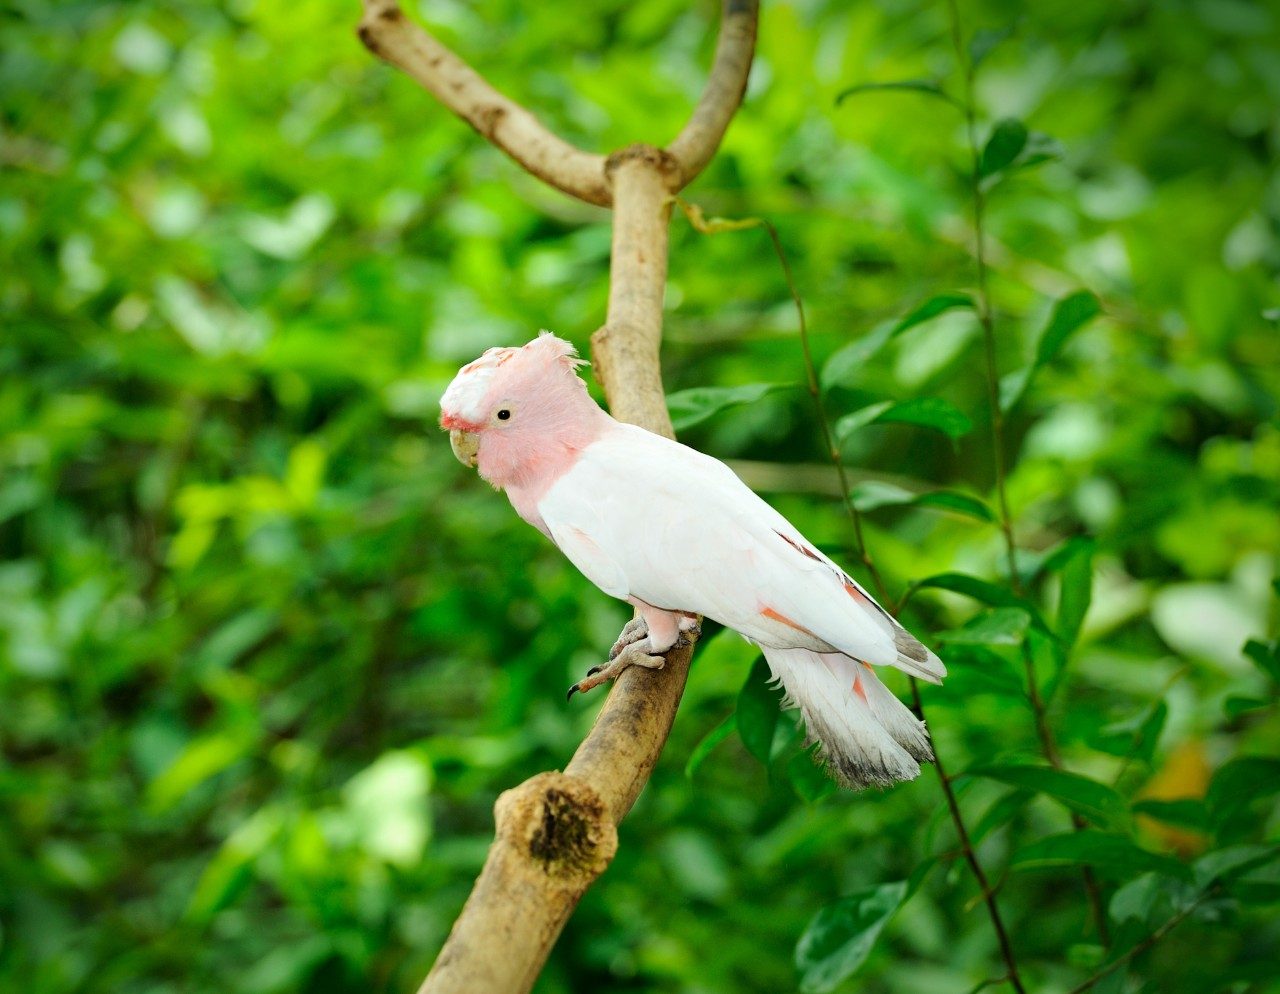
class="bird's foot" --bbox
[608,616,649,660]
[566,643,665,700]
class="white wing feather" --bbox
[538,423,942,681]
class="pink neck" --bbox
[475,388,611,501]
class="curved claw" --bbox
[586,665,603,677]
[566,683,581,701]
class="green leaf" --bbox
[795,880,908,993]
[1090,702,1167,764]
[970,789,1034,845]
[915,572,1030,611]
[1010,831,1188,879]
[875,397,973,440]
[147,733,254,813]
[998,366,1033,412]
[1001,291,1101,411]
[936,607,1031,645]
[737,657,781,763]
[943,644,1026,697]
[1243,638,1280,682]
[894,292,977,336]
[833,401,893,442]
[1132,798,1209,832]
[911,490,995,522]
[969,26,1014,67]
[822,327,896,389]
[914,573,1051,635]
[849,480,917,511]
[1015,131,1065,172]
[967,764,1129,830]
[667,382,792,432]
[1224,695,1271,719]
[979,118,1028,178]
[187,806,283,922]
[822,293,974,389]
[1110,872,1198,929]
[1206,756,1280,828]
[685,714,736,779]
[789,745,837,803]
[835,79,958,107]
[849,485,994,524]
[1056,538,1095,646]
[1192,845,1280,890]
[1036,291,1103,367]
[837,397,972,443]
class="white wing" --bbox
[537,423,942,680]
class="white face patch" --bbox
[440,346,517,425]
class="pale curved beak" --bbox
[449,429,479,468]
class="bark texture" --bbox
[357,3,757,991]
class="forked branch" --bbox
[358,0,757,205]
[356,3,757,992]
[357,0,610,204]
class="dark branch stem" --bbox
[666,0,759,187]
[942,0,1109,947]
[911,683,1028,994]
[779,220,1028,993]
[1064,895,1205,994]
[762,222,890,603]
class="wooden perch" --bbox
[357,2,757,991]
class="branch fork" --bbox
[356,3,757,991]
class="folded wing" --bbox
[538,424,944,683]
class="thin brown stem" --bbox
[1064,893,1206,994]
[666,0,759,186]
[911,682,1028,994]
[675,209,1025,986]
[942,0,1109,946]
[358,0,610,204]
[761,223,891,602]
[774,217,1027,994]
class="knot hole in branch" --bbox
[496,771,618,886]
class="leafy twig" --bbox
[941,0,1109,946]
[674,201,888,600]
[676,199,1029,994]
[1064,891,1209,994]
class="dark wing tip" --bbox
[894,628,928,662]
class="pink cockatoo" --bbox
[440,332,945,788]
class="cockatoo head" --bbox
[440,332,603,490]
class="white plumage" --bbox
[539,423,944,788]
[440,332,945,790]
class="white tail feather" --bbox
[761,646,930,790]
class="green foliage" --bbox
[979,119,1029,179]
[2,0,1279,992]
[795,880,908,992]
[667,382,794,431]
[736,657,781,764]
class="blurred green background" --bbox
[2,0,1279,992]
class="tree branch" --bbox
[665,0,759,186]
[357,0,610,205]
[358,0,758,206]
[356,4,757,992]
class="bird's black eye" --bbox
[497,409,511,421]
